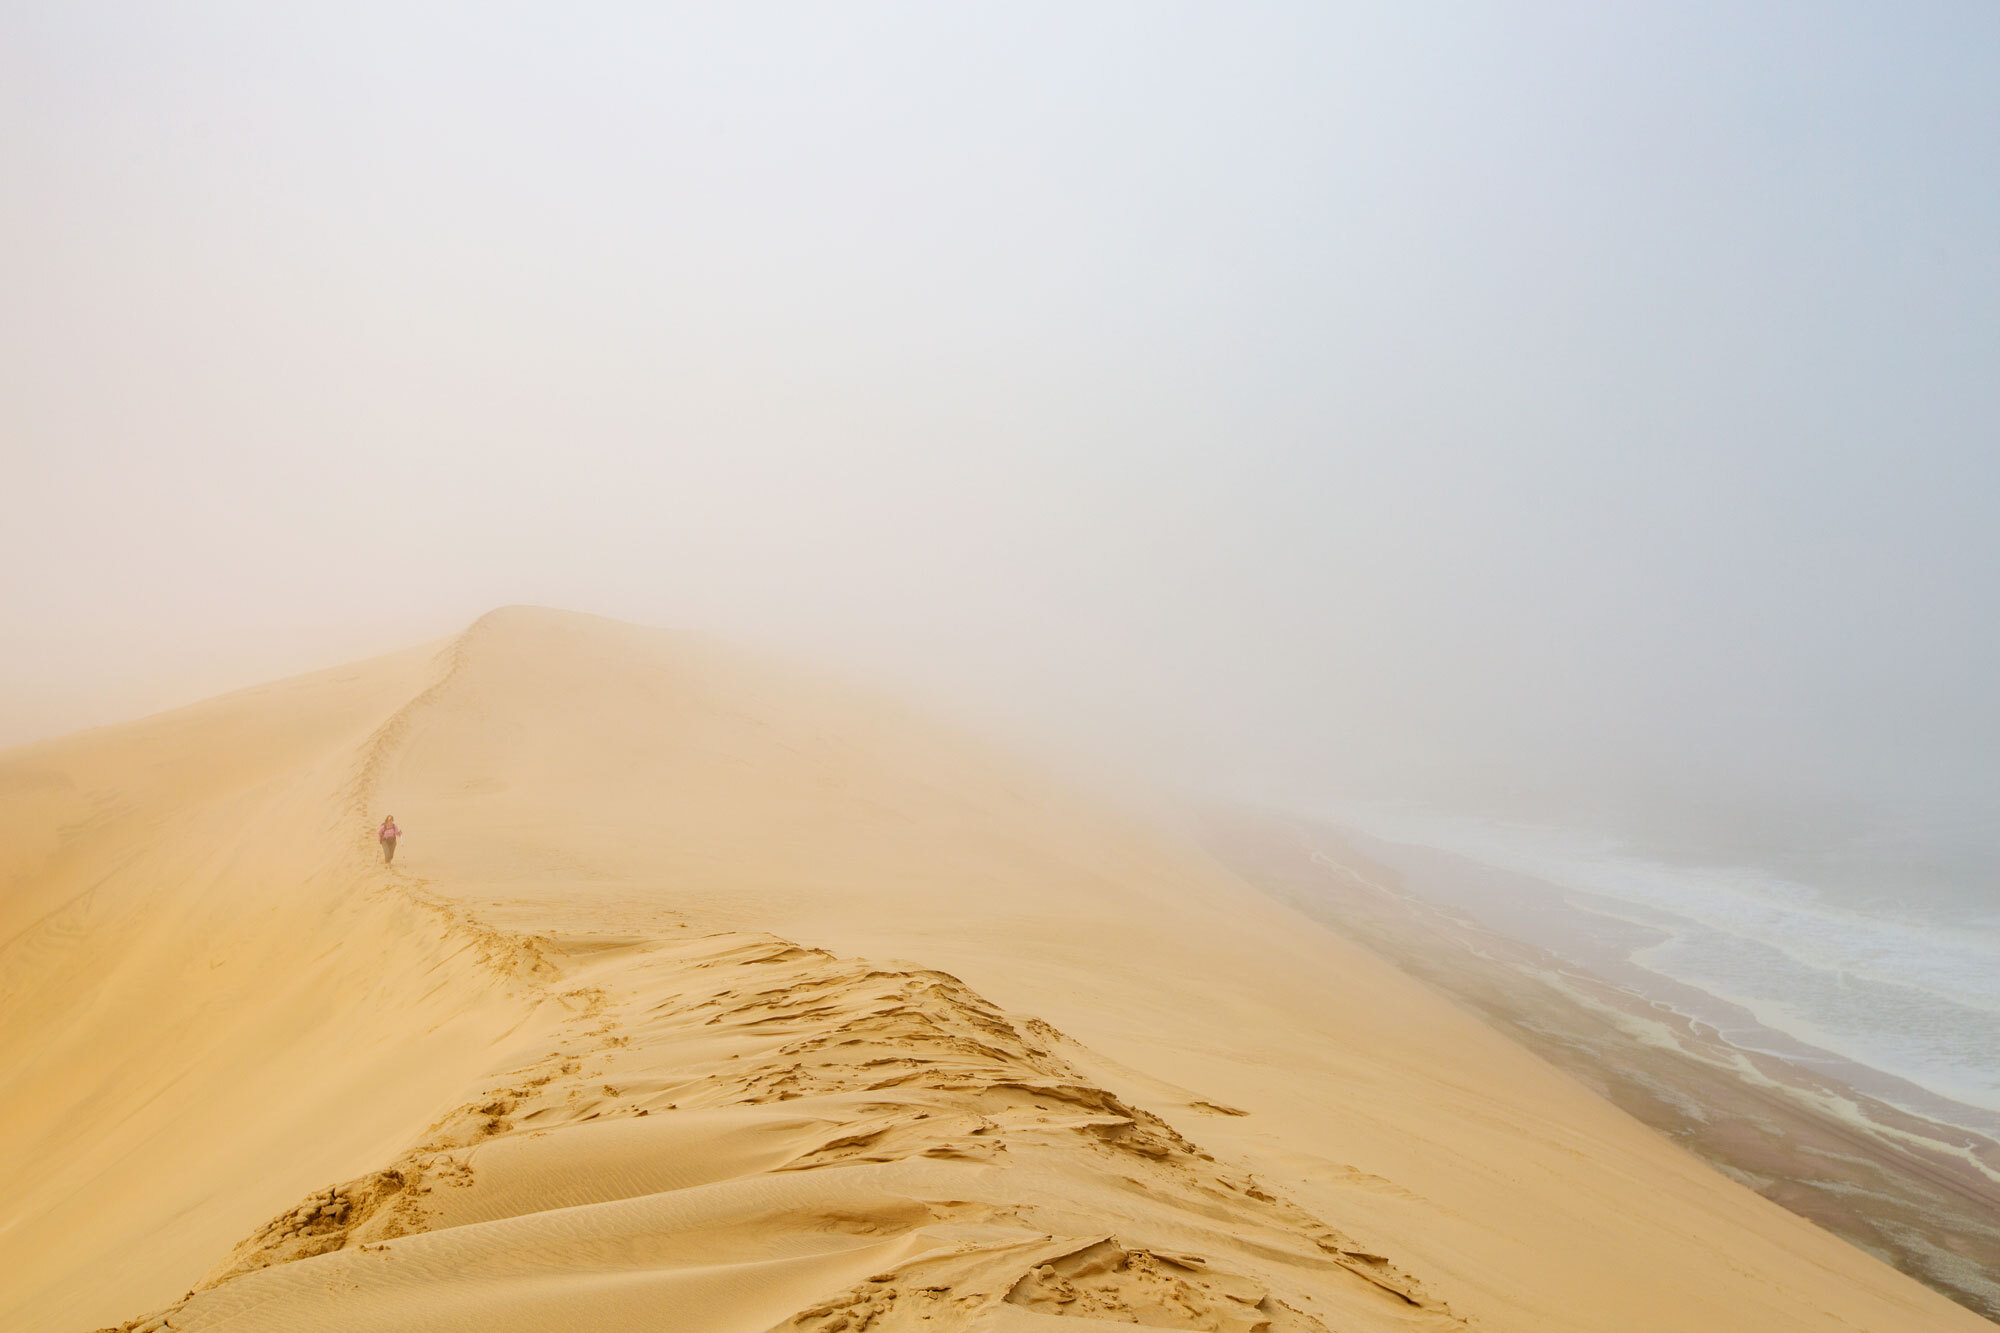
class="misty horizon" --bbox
[6,3,1997,879]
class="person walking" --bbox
[378,815,402,865]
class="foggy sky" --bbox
[5,3,1997,841]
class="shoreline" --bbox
[1324,815,2000,1143]
[1205,808,2000,1322]
[1321,804,2000,1133]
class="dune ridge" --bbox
[2,607,1988,1331]
[110,918,1457,1332]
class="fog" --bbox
[6,3,1997,861]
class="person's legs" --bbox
[383,838,396,865]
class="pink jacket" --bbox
[379,821,401,842]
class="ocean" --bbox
[1329,802,2000,1132]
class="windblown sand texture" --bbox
[1,608,1986,1332]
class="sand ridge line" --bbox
[100,919,1466,1332]
[337,628,473,832]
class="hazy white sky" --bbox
[5,3,1996,839]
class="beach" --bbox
[1206,809,2000,1319]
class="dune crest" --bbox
[2,608,1987,1331]
[108,921,1455,1332]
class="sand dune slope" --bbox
[1,607,1987,1332]
[119,927,1453,1333]
[0,639,546,1330]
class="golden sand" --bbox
[1,608,1984,1331]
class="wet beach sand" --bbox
[1206,809,2000,1320]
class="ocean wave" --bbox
[1333,801,2000,1112]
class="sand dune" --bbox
[1,607,1986,1331]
